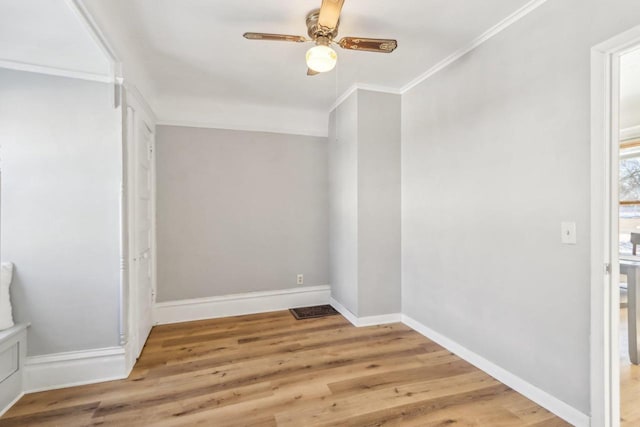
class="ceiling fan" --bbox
[243,0,398,76]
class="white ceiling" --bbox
[621,48,640,132]
[80,0,533,135]
[0,0,539,136]
[0,0,110,78]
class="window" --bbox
[620,140,640,256]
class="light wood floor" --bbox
[1,311,568,426]
[620,307,640,426]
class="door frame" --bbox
[122,84,157,369]
[590,24,640,427]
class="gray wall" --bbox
[155,126,329,301]
[357,91,401,317]
[0,68,122,356]
[401,0,640,414]
[329,90,401,317]
[328,93,359,314]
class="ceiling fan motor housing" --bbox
[306,9,339,42]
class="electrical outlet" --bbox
[297,274,304,285]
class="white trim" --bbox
[150,124,158,321]
[24,347,127,393]
[401,315,590,427]
[356,313,403,327]
[0,59,112,83]
[356,83,402,95]
[124,338,137,375]
[621,125,640,141]
[329,297,402,327]
[328,297,359,325]
[329,85,358,114]
[154,285,331,325]
[0,392,24,417]
[125,96,156,359]
[399,0,548,94]
[591,45,618,427]
[125,82,158,124]
[0,324,28,417]
[65,0,122,80]
[0,324,28,343]
[329,83,402,113]
[156,119,328,138]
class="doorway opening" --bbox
[591,25,640,427]
[618,46,640,426]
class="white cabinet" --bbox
[0,324,27,415]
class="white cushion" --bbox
[0,263,14,330]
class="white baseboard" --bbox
[154,285,331,325]
[24,346,127,393]
[124,339,137,377]
[328,297,359,325]
[401,315,590,427]
[329,297,402,327]
[0,392,24,417]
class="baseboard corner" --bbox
[0,391,24,417]
[329,297,402,327]
[400,314,590,427]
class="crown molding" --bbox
[400,0,548,94]
[123,81,158,124]
[329,85,358,113]
[0,59,112,83]
[67,1,159,118]
[328,83,401,113]
[157,118,328,138]
[327,0,547,113]
[65,0,122,80]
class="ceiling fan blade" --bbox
[338,37,398,53]
[318,0,345,29]
[243,33,307,43]
[307,68,320,76]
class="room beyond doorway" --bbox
[618,45,640,426]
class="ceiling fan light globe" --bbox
[306,45,337,73]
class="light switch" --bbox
[561,222,577,244]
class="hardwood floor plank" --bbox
[0,402,100,427]
[621,306,640,427]
[327,359,476,395]
[275,371,500,426]
[160,316,350,348]
[320,384,512,427]
[158,324,415,370]
[0,310,568,426]
[147,331,432,383]
[95,382,274,425]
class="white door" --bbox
[133,117,154,358]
